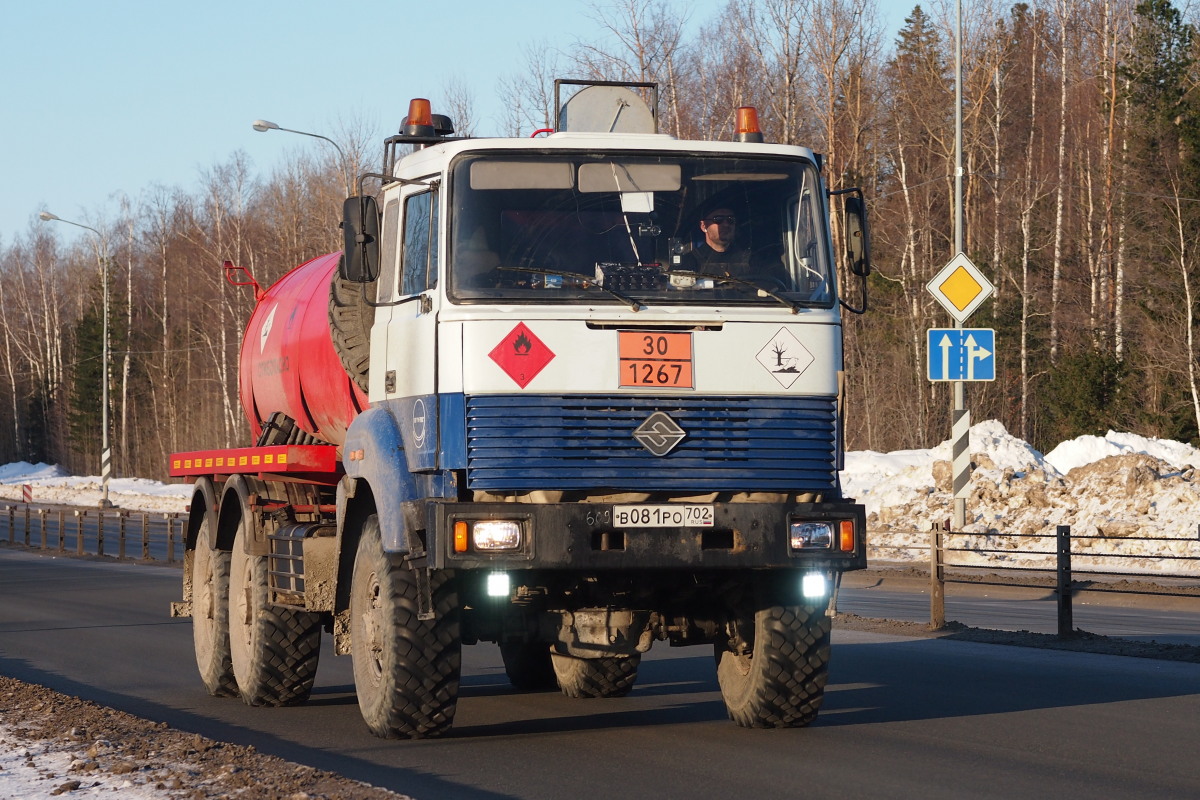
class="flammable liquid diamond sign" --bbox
[927,253,994,323]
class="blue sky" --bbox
[2,0,911,246]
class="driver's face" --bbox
[700,208,736,251]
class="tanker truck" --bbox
[170,81,872,738]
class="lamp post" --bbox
[252,119,352,195]
[38,211,114,508]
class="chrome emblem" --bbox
[633,411,686,456]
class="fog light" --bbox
[802,572,828,599]
[790,521,833,550]
[473,520,521,550]
[486,572,511,598]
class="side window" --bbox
[378,199,401,298]
[400,190,439,295]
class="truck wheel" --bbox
[715,600,831,728]
[350,516,461,738]
[191,517,237,697]
[228,519,322,706]
[500,643,557,691]
[551,653,640,698]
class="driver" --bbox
[681,206,787,285]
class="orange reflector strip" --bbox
[839,520,855,552]
[454,521,469,553]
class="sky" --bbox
[1,0,914,248]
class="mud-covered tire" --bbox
[715,599,831,728]
[551,653,640,698]
[351,516,461,738]
[329,275,374,394]
[191,517,237,697]
[500,643,558,691]
[228,519,322,707]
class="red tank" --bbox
[239,252,368,446]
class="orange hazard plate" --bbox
[618,331,694,389]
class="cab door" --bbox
[381,182,441,470]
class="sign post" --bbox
[927,253,994,531]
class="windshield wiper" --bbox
[665,270,800,314]
[497,267,643,311]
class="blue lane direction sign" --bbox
[927,328,996,382]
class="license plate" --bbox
[612,504,714,528]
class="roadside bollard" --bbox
[166,514,176,563]
[118,511,127,560]
[23,505,30,546]
[75,510,84,555]
[57,510,65,553]
[1056,524,1074,638]
[141,514,150,561]
[39,509,47,550]
[97,510,105,557]
[6,505,13,544]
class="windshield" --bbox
[448,153,833,307]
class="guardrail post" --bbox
[6,505,13,544]
[57,510,65,553]
[931,522,946,629]
[38,509,47,549]
[96,510,105,557]
[23,504,31,546]
[75,511,84,555]
[1056,524,1074,638]
[118,512,127,560]
[166,514,176,563]
[141,514,150,561]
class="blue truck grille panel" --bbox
[465,395,837,492]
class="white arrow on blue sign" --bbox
[927,328,996,382]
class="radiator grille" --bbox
[465,394,837,492]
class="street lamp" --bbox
[38,211,114,509]
[252,119,351,195]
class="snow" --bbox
[0,726,167,799]
[0,462,190,514]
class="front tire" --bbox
[551,653,640,698]
[715,597,831,728]
[191,516,236,697]
[351,516,461,738]
[228,517,322,706]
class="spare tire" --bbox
[328,267,375,394]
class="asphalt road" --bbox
[3,548,1200,799]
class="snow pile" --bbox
[846,420,1200,574]
[0,462,190,514]
[1,421,1198,573]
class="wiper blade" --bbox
[664,270,800,313]
[497,266,643,311]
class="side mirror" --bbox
[843,194,871,278]
[341,195,381,282]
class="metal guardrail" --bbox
[870,524,1200,636]
[1,504,184,565]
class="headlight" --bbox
[790,521,833,550]
[472,520,522,551]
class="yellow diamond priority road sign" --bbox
[927,253,994,323]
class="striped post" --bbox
[952,409,971,501]
[100,446,113,508]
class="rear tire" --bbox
[351,516,461,738]
[715,595,831,728]
[228,517,322,706]
[191,516,236,697]
[500,643,558,691]
[551,653,640,698]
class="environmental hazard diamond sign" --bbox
[755,328,814,388]
[927,253,994,323]
[489,322,555,389]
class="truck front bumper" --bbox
[426,500,866,572]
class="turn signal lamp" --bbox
[840,520,856,552]
[735,106,764,143]
[454,521,469,553]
